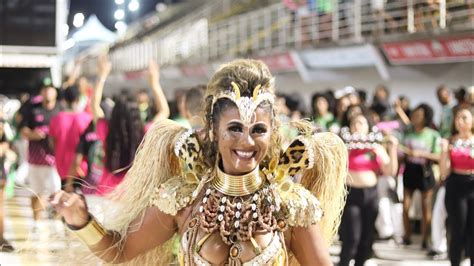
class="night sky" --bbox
[67,0,164,32]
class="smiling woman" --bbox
[51,59,348,266]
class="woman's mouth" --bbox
[233,150,256,160]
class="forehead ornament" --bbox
[210,81,274,125]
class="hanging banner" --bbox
[382,35,474,65]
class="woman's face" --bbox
[315,97,329,113]
[454,109,473,134]
[350,114,369,135]
[337,97,350,113]
[347,106,362,122]
[216,105,272,175]
[411,108,425,128]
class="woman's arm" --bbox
[438,138,450,180]
[50,191,177,263]
[91,55,111,122]
[147,60,170,121]
[374,136,399,177]
[410,149,441,162]
[290,225,333,266]
[393,99,410,126]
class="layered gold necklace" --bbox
[185,166,287,265]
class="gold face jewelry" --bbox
[212,166,264,197]
[210,82,275,125]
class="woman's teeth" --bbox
[235,150,254,159]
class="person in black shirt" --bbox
[19,85,61,225]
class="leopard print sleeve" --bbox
[150,129,207,215]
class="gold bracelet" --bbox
[69,217,107,246]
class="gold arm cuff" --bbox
[70,217,107,246]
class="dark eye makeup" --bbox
[227,122,243,133]
[251,124,268,134]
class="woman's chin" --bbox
[231,163,257,175]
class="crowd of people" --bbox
[0,55,472,266]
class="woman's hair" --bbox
[451,105,474,136]
[341,104,373,129]
[105,94,144,173]
[202,59,280,169]
[311,92,329,118]
[412,103,434,128]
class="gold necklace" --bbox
[212,166,264,197]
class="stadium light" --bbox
[115,21,127,33]
[115,0,124,4]
[73,13,85,28]
[128,0,140,12]
[114,9,125,20]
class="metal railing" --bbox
[79,0,473,75]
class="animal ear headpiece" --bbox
[209,80,275,126]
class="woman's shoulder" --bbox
[276,181,323,228]
[149,176,203,216]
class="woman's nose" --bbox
[241,130,255,147]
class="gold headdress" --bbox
[210,80,275,125]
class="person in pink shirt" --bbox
[49,86,92,191]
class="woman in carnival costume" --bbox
[51,59,348,265]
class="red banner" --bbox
[180,64,209,77]
[256,53,296,72]
[382,36,474,64]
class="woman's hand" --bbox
[50,191,90,228]
[385,135,399,150]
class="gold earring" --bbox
[209,130,214,141]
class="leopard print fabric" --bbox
[278,137,312,178]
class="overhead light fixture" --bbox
[114,9,125,20]
[128,0,139,12]
[73,13,85,28]
[115,21,127,33]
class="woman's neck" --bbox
[318,109,328,117]
[457,131,473,139]
[414,125,424,133]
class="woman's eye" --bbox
[252,126,267,134]
[228,125,243,132]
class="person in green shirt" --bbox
[311,93,336,132]
[396,103,441,249]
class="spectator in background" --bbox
[333,87,355,133]
[0,118,14,252]
[20,85,61,227]
[439,105,474,266]
[437,85,454,138]
[395,103,441,249]
[311,92,336,131]
[88,56,169,195]
[339,110,398,266]
[357,89,368,106]
[136,89,156,124]
[453,86,467,112]
[371,85,392,121]
[172,88,191,128]
[183,85,206,129]
[49,86,92,192]
[62,60,93,114]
